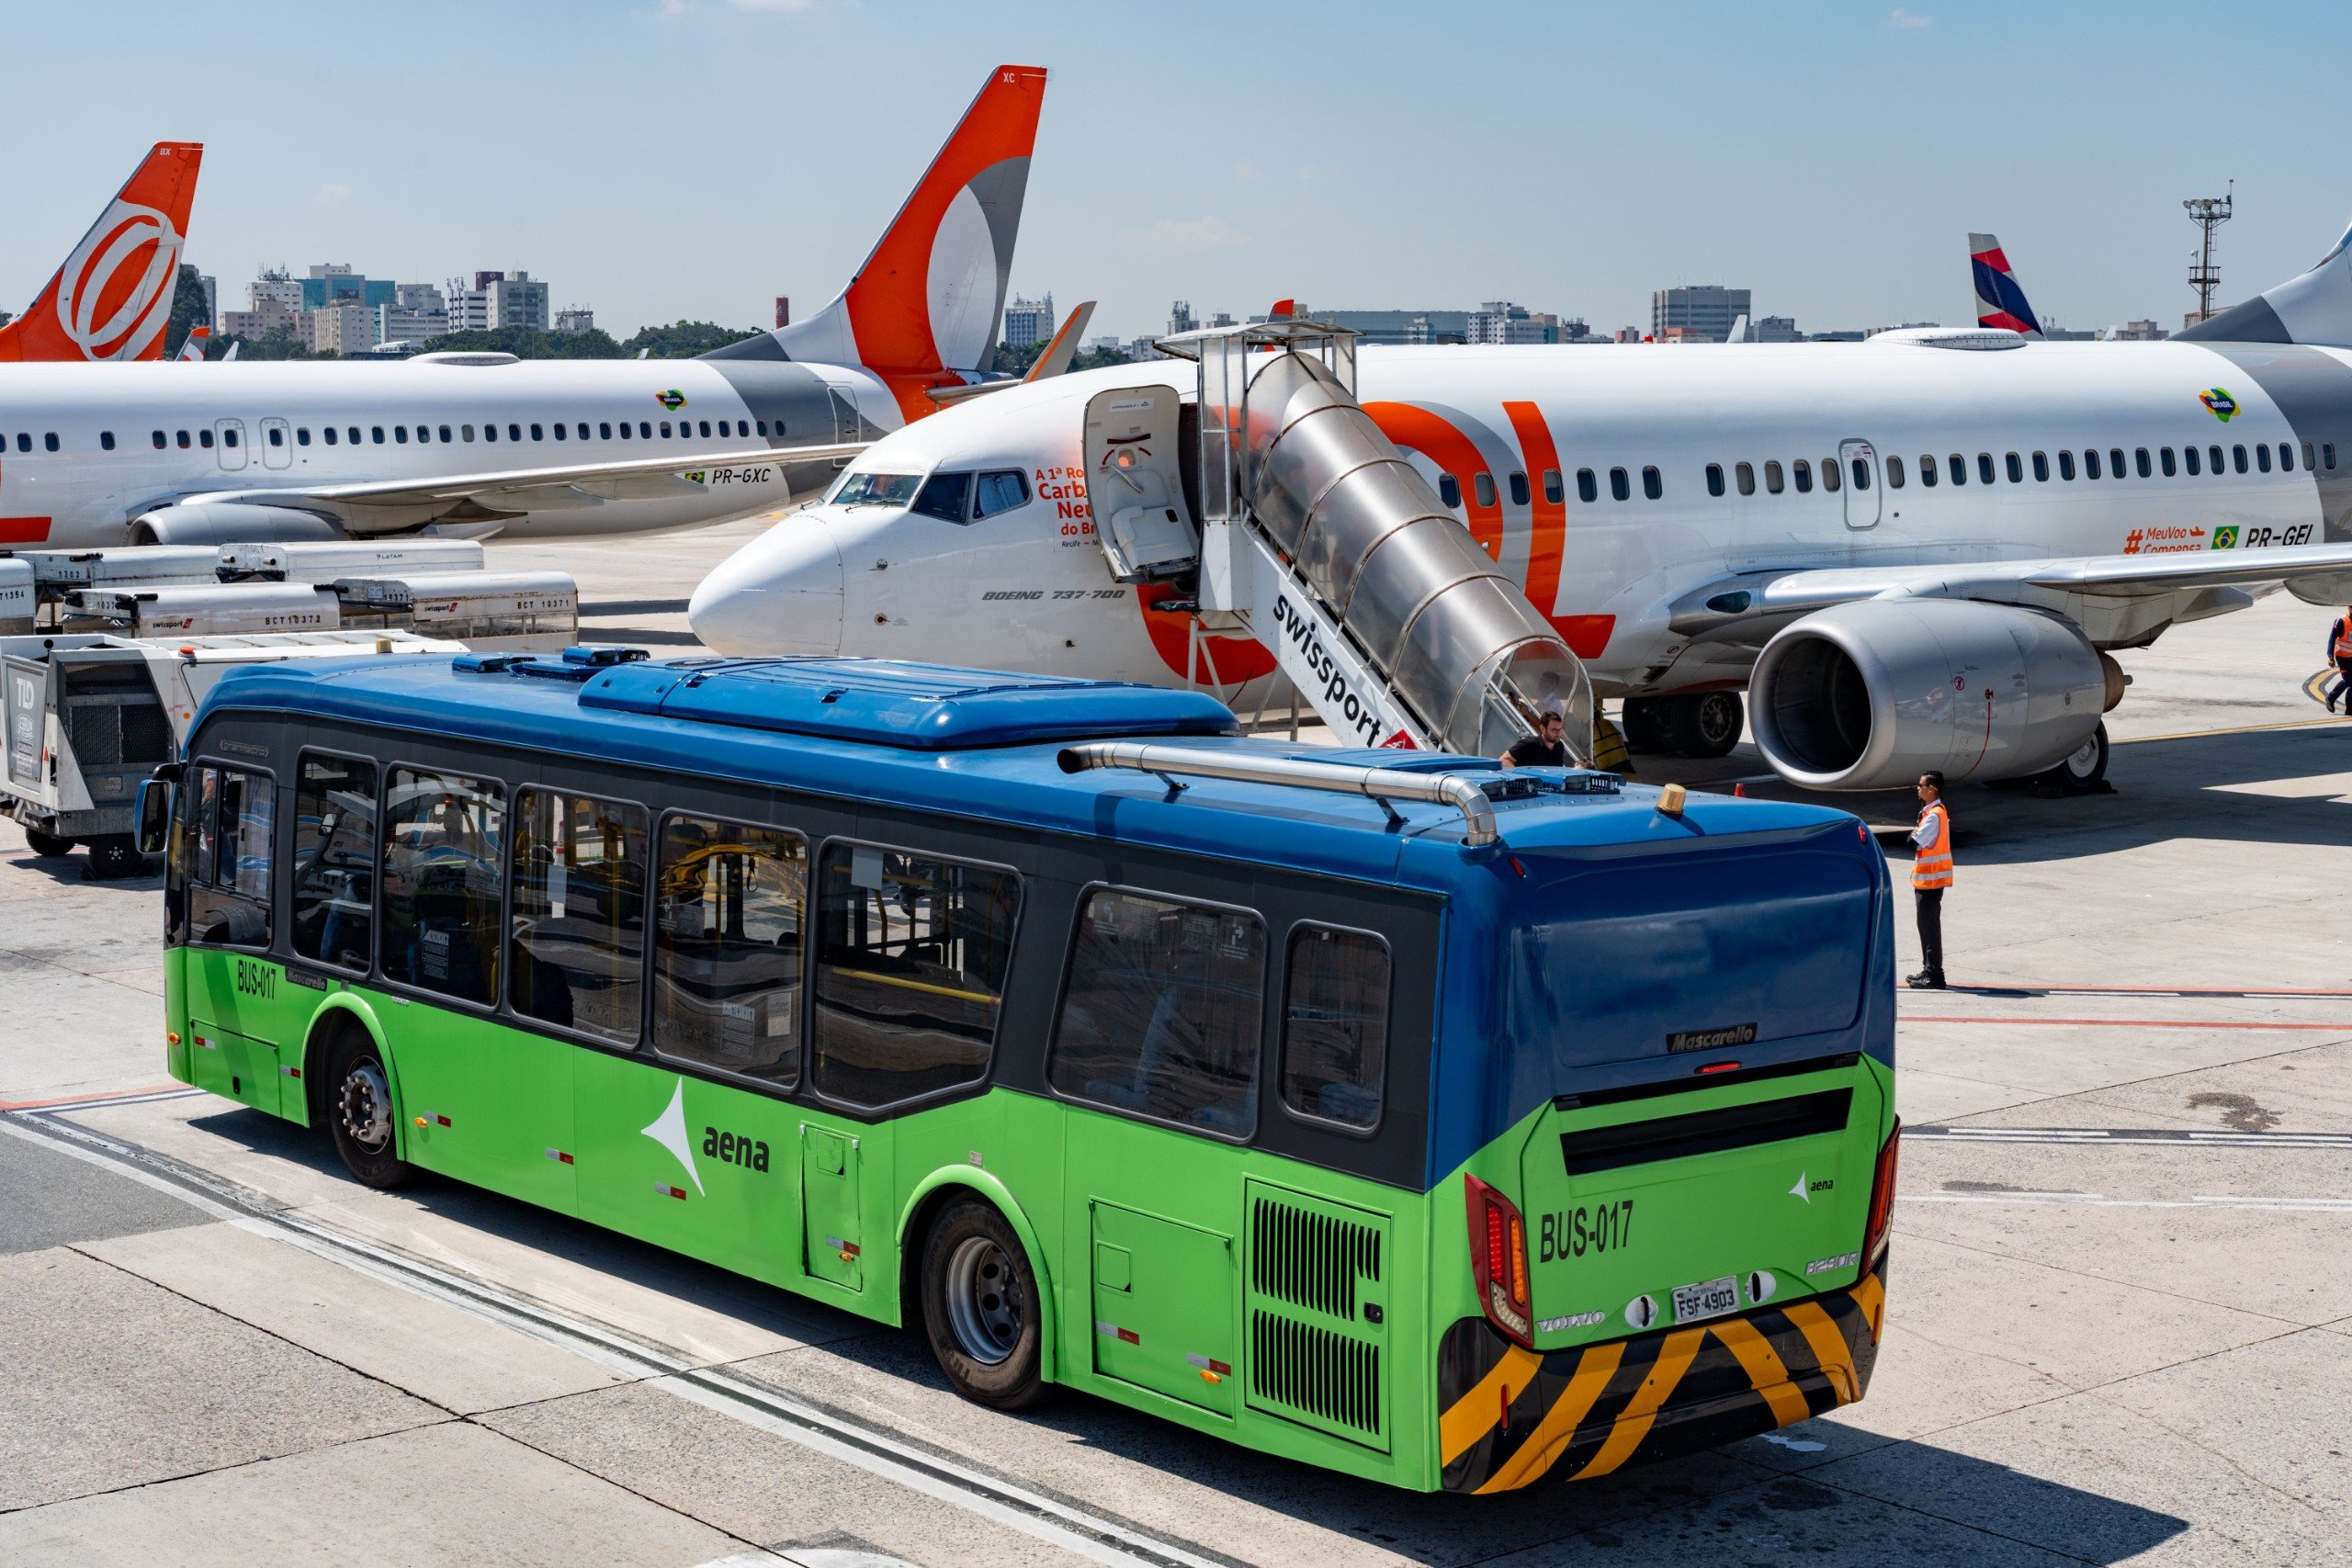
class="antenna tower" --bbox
[2185,181,2233,322]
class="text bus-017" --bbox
[142,648,1898,1493]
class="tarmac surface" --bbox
[3,514,2349,1565]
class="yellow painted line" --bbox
[831,967,999,1005]
[1567,1327,1707,1481]
[1439,1344,1542,1467]
[1710,1318,1813,1427]
[1784,1301,1861,1404]
[2116,716,2345,745]
[1475,1342,1623,1495]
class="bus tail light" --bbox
[1861,1120,1901,1269]
[1465,1174,1532,1347]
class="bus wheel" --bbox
[24,829,74,859]
[920,1198,1049,1410]
[85,834,145,879]
[325,1030,412,1190]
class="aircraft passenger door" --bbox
[1840,439,1881,529]
[259,417,292,469]
[828,389,865,468]
[213,419,247,471]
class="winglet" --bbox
[0,141,203,363]
[1023,300,1096,382]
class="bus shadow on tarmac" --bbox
[185,1101,2190,1563]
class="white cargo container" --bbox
[215,538,485,582]
[0,559,31,636]
[5,547,222,623]
[3,630,460,875]
[66,582,342,637]
[333,570,577,651]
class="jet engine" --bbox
[129,502,341,547]
[1748,598,2120,790]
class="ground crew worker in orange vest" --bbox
[2324,607,2352,712]
[1907,771,1952,990]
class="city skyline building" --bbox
[1652,284,1751,343]
[1002,293,1056,349]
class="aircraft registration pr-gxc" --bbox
[0,67,1048,551]
[687,227,2352,793]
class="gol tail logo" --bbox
[2199,387,2238,423]
[656,389,687,411]
[56,200,183,361]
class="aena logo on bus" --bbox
[702,1125,771,1172]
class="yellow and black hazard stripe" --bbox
[1436,1269,1885,1494]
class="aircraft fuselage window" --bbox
[2211,445,2225,473]
[152,431,165,450]
[1472,471,1497,509]
[176,430,191,449]
[1951,454,1967,486]
[43,432,57,452]
[756,420,770,437]
[395,426,409,445]
[1705,462,1725,498]
[348,427,360,444]
[1978,452,1996,485]
[325,427,338,445]
[2328,443,2339,469]
[1437,473,1461,508]
[2186,446,2201,475]
[1850,457,1870,491]
[2278,442,2292,470]
[1764,460,1784,494]
[1885,456,1905,489]
[2159,446,2175,476]
[617,423,630,439]
[2110,447,2126,478]
[10,433,25,453]
[2256,443,2271,473]
[531,423,545,441]
[660,421,673,439]
[1736,460,1755,496]
[553,423,566,441]
[2233,444,2247,474]
[973,470,1030,517]
[639,422,651,439]
[2135,447,2151,478]
[1542,468,1564,503]
[220,429,236,448]
[1917,455,1936,487]
[508,424,522,442]
[2058,450,2075,481]
[599,423,612,440]
[2303,441,2316,470]
[485,424,499,442]
[1822,457,1841,492]
[576,423,589,440]
[1792,459,1813,494]
[1642,465,1662,500]
[2031,451,2049,481]
[1609,466,1630,502]
[372,427,386,445]
[1577,468,1598,502]
[440,425,454,444]
[699,420,712,438]
[2082,449,2098,480]
[1508,471,1530,507]
[199,430,214,449]
[266,426,283,447]
[100,431,116,451]
[295,428,310,446]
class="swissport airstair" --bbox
[1080,321,1593,761]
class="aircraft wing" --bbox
[177,441,870,532]
[1668,541,2352,635]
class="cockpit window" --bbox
[974,470,1030,518]
[911,470,974,523]
[832,472,923,507]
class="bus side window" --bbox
[1279,924,1390,1131]
[1047,888,1266,1139]
[651,815,807,1087]
[379,766,505,1008]
[187,762,274,948]
[509,787,649,1043]
[811,844,1018,1108]
[291,752,377,973]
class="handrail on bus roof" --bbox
[1056,740,1500,847]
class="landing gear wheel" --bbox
[2041,721,2110,795]
[85,834,144,879]
[325,1029,412,1190]
[1620,697,1671,754]
[23,829,74,858]
[1680,692,1745,759]
[920,1198,1049,1410]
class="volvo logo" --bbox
[55,200,182,361]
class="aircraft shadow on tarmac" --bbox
[1648,725,2351,866]
[187,1101,2189,1562]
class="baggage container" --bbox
[332,570,577,651]
[0,560,30,635]
[215,538,486,582]
[5,547,222,623]
[66,582,341,637]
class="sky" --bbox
[3,1,2344,344]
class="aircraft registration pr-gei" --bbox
[0,141,204,365]
[687,224,2352,795]
[0,67,1046,550]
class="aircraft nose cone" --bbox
[688,520,845,656]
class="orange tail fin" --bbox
[0,141,203,363]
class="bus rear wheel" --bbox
[920,1198,1049,1410]
[324,1029,412,1190]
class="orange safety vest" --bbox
[1912,801,1953,890]
[2335,618,2352,659]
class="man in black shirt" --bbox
[1501,710,1569,768]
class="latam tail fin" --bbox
[707,65,1046,415]
[2179,217,2352,346]
[1969,233,2044,339]
[0,141,203,363]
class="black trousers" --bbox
[1915,888,1945,975]
[2329,658,2352,705]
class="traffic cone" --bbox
[1734,782,1747,797]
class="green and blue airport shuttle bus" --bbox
[141,649,1897,1493]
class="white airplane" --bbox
[1,141,203,365]
[688,222,2352,794]
[0,67,1046,549]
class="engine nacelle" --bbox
[129,502,341,547]
[1749,599,2107,790]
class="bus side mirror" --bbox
[135,774,175,856]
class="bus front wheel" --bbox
[919,1198,1049,1410]
[324,1029,413,1190]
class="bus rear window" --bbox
[1279,924,1390,1130]
[810,845,1017,1107]
[831,472,922,508]
[1049,889,1265,1138]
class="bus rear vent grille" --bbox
[1250,1192,1381,1317]
[1250,1314,1381,1440]
[1243,1181,1390,1451]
